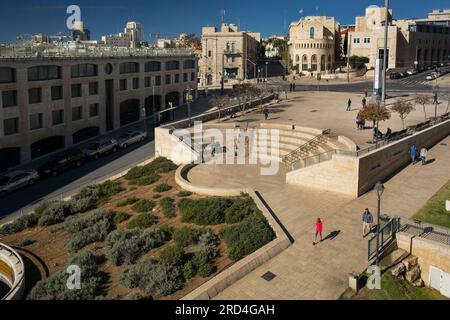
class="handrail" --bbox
[282,129,331,165]
[0,242,25,300]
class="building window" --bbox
[119,62,139,74]
[145,61,161,72]
[133,78,140,89]
[51,86,63,101]
[310,27,315,39]
[166,74,171,85]
[364,38,371,44]
[52,110,64,126]
[71,64,98,78]
[155,75,161,86]
[183,73,188,82]
[89,103,99,117]
[120,79,127,91]
[208,50,212,57]
[0,67,16,83]
[2,90,17,107]
[29,88,42,104]
[191,72,195,82]
[145,76,151,87]
[28,65,62,81]
[183,60,195,69]
[175,74,180,83]
[71,84,82,98]
[72,106,83,121]
[354,38,360,44]
[166,60,180,71]
[3,117,19,136]
[89,82,99,95]
[29,113,43,130]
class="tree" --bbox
[414,94,432,121]
[209,96,230,119]
[443,92,450,115]
[359,101,391,128]
[349,56,369,70]
[391,99,415,129]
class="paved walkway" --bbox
[186,135,450,300]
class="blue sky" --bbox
[0,0,448,43]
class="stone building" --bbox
[289,16,341,75]
[198,23,261,86]
[0,48,197,170]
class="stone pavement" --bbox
[186,135,450,300]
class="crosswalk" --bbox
[396,78,433,86]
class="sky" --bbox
[0,0,449,43]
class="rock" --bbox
[413,278,424,287]
[391,263,406,277]
[405,266,421,283]
[402,255,419,271]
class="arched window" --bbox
[327,55,332,70]
[321,55,326,71]
[311,55,318,71]
[145,61,161,72]
[28,65,62,81]
[0,67,16,83]
[166,60,180,71]
[183,60,195,69]
[119,62,139,74]
[310,27,315,39]
[71,64,98,78]
[295,55,300,63]
[302,55,308,71]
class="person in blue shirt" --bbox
[409,144,417,164]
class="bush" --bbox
[160,197,176,218]
[224,195,261,224]
[173,227,203,248]
[116,197,139,207]
[197,230,219,260]
[125,157,176,185]
[191,250,216,278]
[129,173,161,186]
[177,191,193,198]
[127,214,158,229]
[106,227,170,266]
[19,238,35,247]
[178,197,233,225]
[73,180,123,204]
[0,213,39,235]
[220,215,275,261]
[197,261,216,278]
[38,201,73,226]
[153,183,172,193]
[28,251,104,300]
[119,259,184,298]
[159,245,185,266]
[124,292,146,300]
[114,212,131,225]
[64,209,113,233]
[182,261,195,281]
[131,200,156,213]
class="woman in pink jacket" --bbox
[314,218,323,245]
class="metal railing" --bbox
[368,216,401,261]
[398,217,450,246]
[282,129,331,166]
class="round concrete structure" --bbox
[0,243,25,300]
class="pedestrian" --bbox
[385,127,392,140]
[362,97,367,107]
[289,83,293,92]
[313,218,323,245]
[420,147,428,165]
[409,144,417,164]
[263,107,270,120]
[362,208,373,237]
[364,87,369,97]
[347,99,352,111]
[293,83,296,92]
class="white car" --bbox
[426,72,439,81]
[117,131,147,148]
[83,139,118,159]
[0,170,39,197]
[406,69,418,76]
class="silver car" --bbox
[83,139,118,160]
[117,131,147,148]
[0,170,39,197]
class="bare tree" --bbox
[391,99,415,129]
[209,96,230,119]
[414,94,432,121]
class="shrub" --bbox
[124,292,145,300]
[129,173,161,186]
[28,251,104,300]
[127,214,158,229]
[69,197,97,214]
[158,245,185,266]
[131,200,156,213]
[106,227,169,266]
[114,212,131,225]
[220,215,275,261]
[125,157,176,184]
[34,202,51,215]
[178,197,233,225]
[119,259,184,298]
[19,238,35,247]
[38,201,73,226]
[153,183,172,193]
[224,195,261,224]
[64,209,113,233]
[197,230,219,260]
[182,261,196,281]
[73,180,123,204]
[160,197,176,218]
[191,250,216,278]
[177,191,193,198]
[0,213,39,235]
[173,227,203,248]
[116,197,139,208]
[197,261,216,278]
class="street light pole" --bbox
[381,0,390,104]
[375,181,385,266]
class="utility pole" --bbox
[221,51,225,95]
[381,0,390,104]
[347,33,351,83]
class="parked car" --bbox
[0,170,39,197]
[389,72,402,79]
[117,130,147,149]
[406,69,418,76]
[38,148,85,177]
[426,72,439,81]
[83,139,118,160]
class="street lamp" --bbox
[186,87,193,127]
[375,181,385,266]
[142,107,148,137]
[381,0,390,103]
[265,62,269,90]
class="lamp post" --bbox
[141,107,148,137]
[265,62,269,90]
[381,0,390,103]
[186,87,193,127]
[375,181,385,266]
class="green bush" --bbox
[182,261,195,281]
[19,238,35,247]
[106,227,170,266]
[73,180,123,204]
[116,197,139,207]
[64,209,113,233]
[0,213,39,235]
[153,183,172,193]
[224,195,261,224]
[28,251,104,300]
[38,201,73,226]
[129,173,161,186]
[125,157,176,185]
[197,261,216,278]
[159,245,185,266]
[173,227,203,248]
[69,197,97,214]
[160,197,176,218]
[177,191,193,198]
[220,215,275,261]
[131,199,156,213]
[178,197,233,225]
[119,259,184,298]
[197,230,219,260]
[191,250,216,278]
[127,214,158,229]
[114,212,131,225]
[124,292,146,300]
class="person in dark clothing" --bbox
[362,208,373,237]
[347,99,352,111]
[362,97,367,107]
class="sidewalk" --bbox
[186,135,450,300]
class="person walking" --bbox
[409,144,417,164]
[420,147,428,165]
[347,99,352,111]
[293,83,296,92]
[362,97,367,108]
[362,208,373,237]
[313,218,323,245]
[263,107,270,120]
[364,87,369,97]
